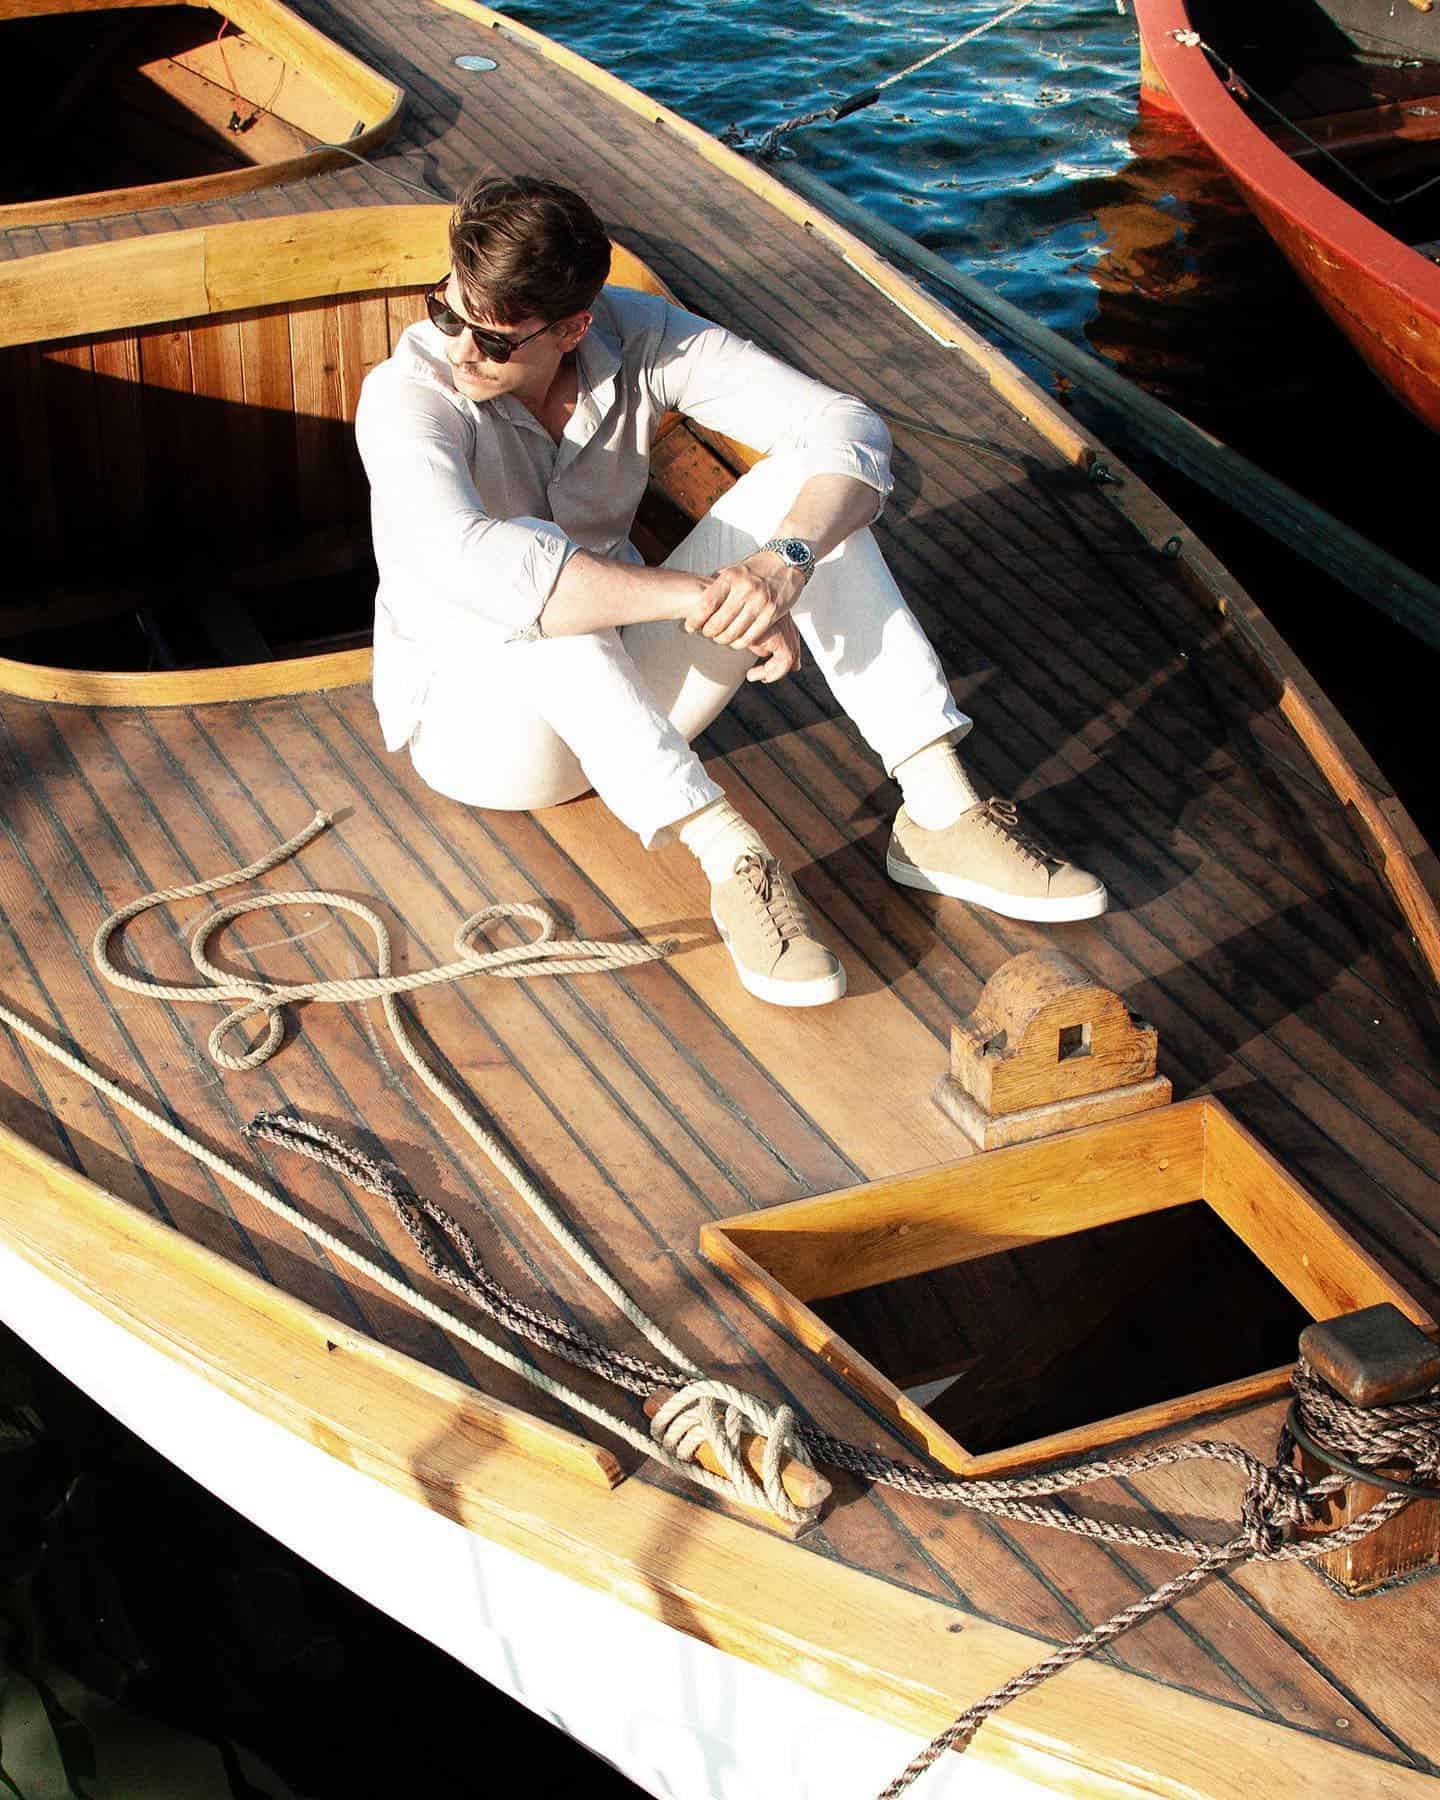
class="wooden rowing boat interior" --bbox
[1189,0,1440,253]
[2,0,1440,1788]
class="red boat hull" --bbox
[1134,0,1440,430]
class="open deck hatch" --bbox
[702,1096,1431,1476]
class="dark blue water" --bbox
[511,0,1140,337]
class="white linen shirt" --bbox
[354,284,893,752]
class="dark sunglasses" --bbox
[425,283,558,363]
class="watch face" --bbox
[777,538,813,567]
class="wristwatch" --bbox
[760,537,817,582]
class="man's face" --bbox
[439,270,587,402]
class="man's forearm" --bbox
[764,472,881,562]
[536,550,705,637]
[682,472,884,651]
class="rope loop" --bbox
[92,813,675,1077]
[649,1379,822,1527]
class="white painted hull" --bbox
[0,1237,1047,1800]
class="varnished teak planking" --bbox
[0,0,1438,1787]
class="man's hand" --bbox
[685,550,807,649]
[745,615,802,684]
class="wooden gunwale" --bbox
[3,1114,1437,1800]
[3,6,1440,1785]
[0,647,372,704]
[0,208,714,705]
[0,0,406,229]
[0,201,448,347]
[1132,0,1440,430]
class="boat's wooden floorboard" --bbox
[3,0,1440,1777]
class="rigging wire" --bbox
[176,16,289,136]
[1174,30,1440,211]
[720,0,1043,158]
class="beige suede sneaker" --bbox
[711,853,847,1006]
[887,798,1107,922]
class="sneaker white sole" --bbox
[886,851,1108,923]
[713,921,848,1007]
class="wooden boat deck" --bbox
[3,0,1440,1787]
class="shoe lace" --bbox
[978,797,1061,872]
[734,852,809,945]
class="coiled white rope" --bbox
[0,811,821,1526]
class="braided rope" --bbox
[248,1114,1440,1568]
[242,1115,1440,1799]
[41,809,814,1525]
[650,1380,818,1521]
[90,812,705,1371]
[0,985,824,1519]
[877,1483,1426,1798]
[244,1110,1438,1566]
[1292,1359,1440,1470]
[246,1112,672,1393]
[5,812,1437,1783]
[730,0,1042,158]
[247,1113,819,1525]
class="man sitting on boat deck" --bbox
[355,175,1106,1008]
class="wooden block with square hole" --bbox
[935,947,1172,1150]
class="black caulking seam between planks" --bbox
[114,702,468,1287]
[302,705,1010,1595]
[0,712,276,1269]
[317,689,862,1197]
[117,703,496,1372]
[870,504,1430,982]
[758,660,1440,1197]
[62,704,407,1328]
[747,675,1440,1252]
[235,703,865,1470]
[294,707,763,1224]
[176,702,624,1407]
[1111,1468,1436,1769]
[319,691,850,1197]
[441,54,1396,921]
[0,905,125,1196]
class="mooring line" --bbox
[1,808,1435,1794]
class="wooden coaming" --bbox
[2,0,1440,1790]
[0,0,405,228]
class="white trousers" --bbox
[409,451,971,848]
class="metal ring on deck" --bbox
[1286,1401,1440,1500]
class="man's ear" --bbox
[561,310,592,349]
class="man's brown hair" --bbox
[448,175,611,324]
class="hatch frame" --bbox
[702,1096,1436,1477]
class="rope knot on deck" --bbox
[1238,1458,1311,1554]
[648,1380,822,1528]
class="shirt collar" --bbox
[575,304,621,417]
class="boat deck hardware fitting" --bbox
[1292,1304,1440,1594]
[703,1096,1434,1478]
[934,948,1172,1151]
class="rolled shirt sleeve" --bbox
[356,369,576,635]
[649,304,893,516]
